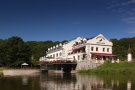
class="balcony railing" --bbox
[46,48,63,54]
[72,43,85,50]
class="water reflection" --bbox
[39,73,135,90]
[0,72,135,90]
[40,72,77,90]
[127,81,131,90]
[40,73,106,90]
[22,76,29,85]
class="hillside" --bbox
[111,37,135,60]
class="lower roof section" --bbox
[91,53,117,57]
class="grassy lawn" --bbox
[78,61,135,74]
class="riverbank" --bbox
[3,69,40,76]
[0,67,8,75]
[78,61,135,74]
[1,69,77,76]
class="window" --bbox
[96,47,98,51]
[73,56,76,60]
[56,53,58,57]
[103,48,105,52]
[53,54,55,58]
[91,47,94,51]
[78,55,80,60]
[83,54,86,60]
[107,48,109,52]
[59,52,61,56]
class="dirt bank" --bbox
[3,69,40,76]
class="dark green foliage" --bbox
[0,36,31,66]
[0,36,66,67]
[25,40,66,65]
[0,36,66,66]
[110,37,135,60]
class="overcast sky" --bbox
[0,0,135,41]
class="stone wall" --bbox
[76,60,102,70]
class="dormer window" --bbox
[81,40,83,44]
[76,42,78,45]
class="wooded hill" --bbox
[0,36,67,67]
[111,37,135,60]
[0,36,134,67]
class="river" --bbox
[0,72,134,90]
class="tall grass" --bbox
[78,61,135,74]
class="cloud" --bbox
[127,27,135,34]
[107,0,135,24]
[120,0,135,6]
[126,9,135,15]
[107,0,135,8]
[107,1,122,9]
[128,30,135,34]
[123,17,135,23]
[128,0,135,3]
[116,0,135,6]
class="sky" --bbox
[0,0,135,41]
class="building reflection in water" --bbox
[38,72,135,90]
[22,76,29,85]
[39,72,110,90]
[127,81,131,90]
[40,72,77,90]
[17,72,134,90]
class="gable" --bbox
[87,34,113,46]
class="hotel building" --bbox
[45,34,115,63]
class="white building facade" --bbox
[45,34,115,63]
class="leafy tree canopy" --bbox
[110,37,135,60]
[0,36,31,66]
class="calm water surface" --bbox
[0,72,135,90]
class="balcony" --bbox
[46,48,63,54]
[72,43,85,50]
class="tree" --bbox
[26,41,57,65]
[110,37,135,60]
[0,41,8,66]
[0,36,31,66]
